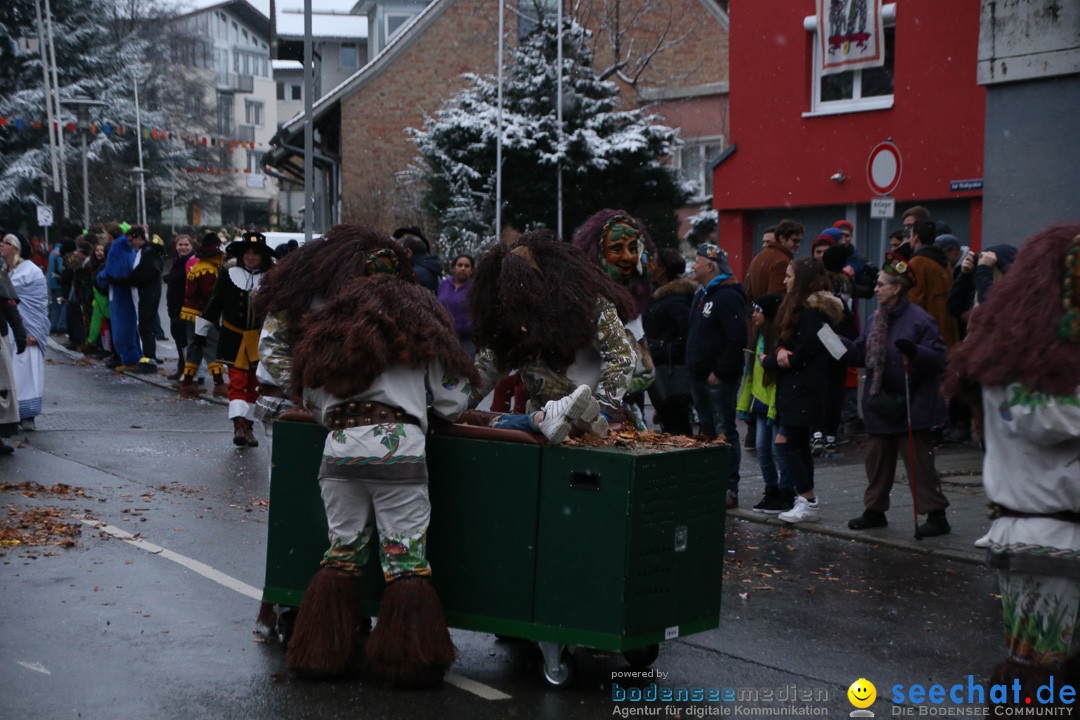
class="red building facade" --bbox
[713,0,985,278]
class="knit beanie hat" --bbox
[752,292,783,320]
[822,243,852,274]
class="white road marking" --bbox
[78,517,513,700]
[79,519,261,600]
[445,672,511,700]
[17,661,51,675]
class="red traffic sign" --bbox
[867,141,902,196]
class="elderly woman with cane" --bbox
[840,253,951,537]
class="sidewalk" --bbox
[49,337,991,565]
[731,437,989,566]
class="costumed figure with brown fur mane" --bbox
[943,223,1080,703]
[251,224,415,644]
[571,209,657,427]
[470,229,638,432]
[252,224,415,429]
[283,249,479,687]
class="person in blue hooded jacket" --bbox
[100,223,142,369]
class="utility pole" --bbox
[495,0,504,241]
[43,0,69,221]
[133,77,148,226]
[62,97,107,230]
[556,0,564,240]
[33,0,60,200]
[303,0,313,243]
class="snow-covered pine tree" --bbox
[0,0,230,231]
[410,16,690,257]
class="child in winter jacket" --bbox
[737,293,788,513]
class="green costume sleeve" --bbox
[257,311,293,389]
[593,298,635,414]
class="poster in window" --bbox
[817,0,885,75]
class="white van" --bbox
[262,231,312,252]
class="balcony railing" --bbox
[237,124,255,143]
[217,73,254,93]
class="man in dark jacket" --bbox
[395,227,441,293]
[126,226,165,374]
[841,254,951,537]
[686,243,747,507]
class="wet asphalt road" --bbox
[1,354,1004,720]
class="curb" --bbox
[47,339,228,407]
[728,507,986,566]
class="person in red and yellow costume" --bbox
[202,231,275,447]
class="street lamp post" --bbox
[129,168,150,226]
[61,97,107,230]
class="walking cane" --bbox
[902,356,923,540]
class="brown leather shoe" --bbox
[212,380,229,398]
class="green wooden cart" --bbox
[262,420,728,686]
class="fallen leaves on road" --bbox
[1,481,93,557]
[0,481,88,498]
[2,506,82,548]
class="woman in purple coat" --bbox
[841,253,951,536]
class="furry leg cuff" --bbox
[366,575,455,689]
[286,567,362,677]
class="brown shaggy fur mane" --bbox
[945,223,1080,398]
[253,224,414,343]
[469,230,636,372]
[291,275,479,399]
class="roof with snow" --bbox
[275,9,367,39]
[274,0,449,140]
[169,0,367,39]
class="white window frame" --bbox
[385,13,411,41]
[675,135,725,204]
[803,3,895,117]
[245,99,264,127]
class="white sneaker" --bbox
[537,385,597,444]
[779,495,820,523]
[973,532,992,548]
[572,403,609,436]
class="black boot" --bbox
[848,510,888,530]
[917,509,950,537]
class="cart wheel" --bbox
[276,607,298,646]
[538,641,576,688]
[622,644,660,669]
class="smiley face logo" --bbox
[848,678,876,709]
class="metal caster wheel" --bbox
[538,641,576,688]
[276,607,298,646]
[622,643,660,669]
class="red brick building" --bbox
[267,0,730,239]
[712,1,985,278]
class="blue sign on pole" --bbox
[950,179,983,192]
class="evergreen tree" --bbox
[410,17,690,256]
[0,0,229,232]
